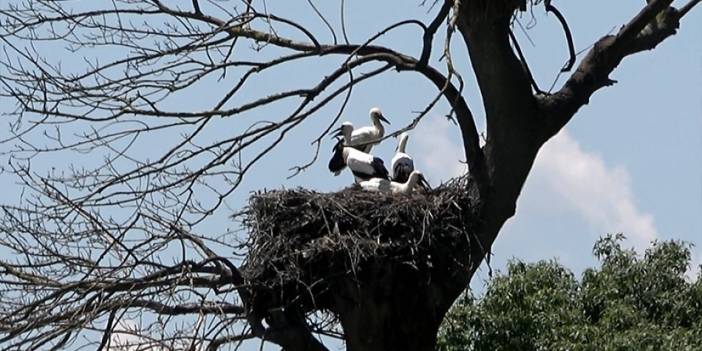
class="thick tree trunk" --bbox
[329,190,481,351]
[333,261,461,351]
[454,2,544,279]
[336,282,441,350]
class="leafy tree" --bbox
[438,234,702,351]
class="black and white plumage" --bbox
[391,132,414,183]
[328,138,346,175]
[329,122,355,176]
[331,107,390,153]
[328,138,389,182]
[359,171,429,194]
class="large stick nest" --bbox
[241,175,480,313]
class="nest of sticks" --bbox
[241,175,479,312]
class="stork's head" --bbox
[369,107,390,125]
[409,171,431,192]
[340,122,354,139]
[329,121,354,142]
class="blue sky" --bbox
[0,1,700,349]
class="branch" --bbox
[618,0,674,44]
[545,1,576,72]
[128,300,244,315]
[177,230,327,351]
[679,0,701,17]
[418,0,451,67]
[407,58,486,190]
[207,333,255,351]
[192,0,202,14]
[259,309,329,351]
[509,29,544,94]
[541,0,698,137]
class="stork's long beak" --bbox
[378,114,391,125]
[419,175,432,192]
[328,126,342,137]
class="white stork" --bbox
[328,138,389,182]
[391,132,414,183]
[359,171,430,194]
[331,107,390,153]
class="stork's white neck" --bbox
[376,122,384,136]
[371,115,383,128]
[398,133,409,153]
[342,128,353,144]
[371,117,385,137]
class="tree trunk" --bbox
[334,263,448,351]
[330,212,479,351]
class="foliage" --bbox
[437,234,702,350]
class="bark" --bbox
[332,239,475,351]
[455,1,542,276]
[335,266,442,351]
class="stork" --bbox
[328,138,389,182]
[328,128,351,176]
[359,171,430,194]
[330,107,390,153]
[391,132,414,183]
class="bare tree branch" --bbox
[540,0,699,137]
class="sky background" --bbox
[0,1,700,350]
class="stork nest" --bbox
[241,175,480,312]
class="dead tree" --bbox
[0,0,698,350]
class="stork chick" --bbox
[360,170,429,194]
[391,132,414,183]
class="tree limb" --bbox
[540,0,698,137]
[418,0,452,67]
[545,1,576,72]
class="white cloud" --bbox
[413,121,657,252]
[530,129,658,251]
[412,119,467,182]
